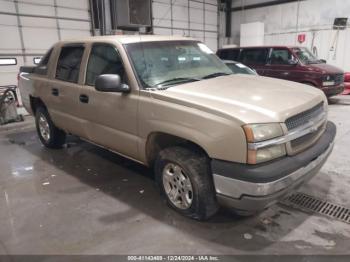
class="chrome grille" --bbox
[285,102,324,130]
[290,123,325,154]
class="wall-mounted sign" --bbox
[298,34,306,44]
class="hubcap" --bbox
[38,113,50,142]
[162,163,193,210]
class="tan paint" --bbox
[19,35,327,165]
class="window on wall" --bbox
[85,44,125,86]
[56,46,84,83]
[0,58,17,66]
[240,48,268,65]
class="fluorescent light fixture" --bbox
[33,57,42,65]
[0,58,17,66]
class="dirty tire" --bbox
[155,146,219,220]
[35,107,66,148]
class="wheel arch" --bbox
[29,96,46,114]
[145,132,209,167]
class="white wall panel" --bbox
[60,29,90,39]
[152,0,218,50]
[57,7,90,20]
[0,0,91,86]
[22,27,59,51]
[56,0,89,9]
[18,3,55,16]
[0,0,16,12]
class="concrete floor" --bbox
[0,96,350,255]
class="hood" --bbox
[150,74,326,124]
[305,62,344,74]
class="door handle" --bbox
[79,94,89,104]
[52,88,59,96]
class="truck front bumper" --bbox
[211,121,336,214]
[321,84,344,97]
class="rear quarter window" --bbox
[240,48,268,65]
[55,45,84,83]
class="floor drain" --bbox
[280,192,350,224]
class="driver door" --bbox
[264,48,300,82]
[78,43,139,160]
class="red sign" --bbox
[298,34,306,43]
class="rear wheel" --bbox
[35,107,66,148]
[155,146,219,220]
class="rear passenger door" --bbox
[78,43,139,160]
[239,48,269,75]
[264,48,299,81]
[47,44,86,137]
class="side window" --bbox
[270,48,294,65]
[240,48,268,65]
[39,48,53,67]
[85,44,125,86]
[34,48,53,75]
[55,45,84,83]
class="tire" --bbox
[155,146,219,220]
[35,107,66,148]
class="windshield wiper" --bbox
[153,77,200,88]
[202,72,231,79]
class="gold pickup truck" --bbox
[19,36,336,220]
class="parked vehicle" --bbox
[223,60,257,75]
[19,36,335,220]
[341,72,350,95]
[217,46,344,97]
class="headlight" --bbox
[323,75,335,86]
[243,123,283,142]
[243,123,286,164]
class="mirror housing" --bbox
[95,74,130,93]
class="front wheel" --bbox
[35,107,66,148]
[155,146,219,220]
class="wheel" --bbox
[35,107,66,148]
[155,146,219,220]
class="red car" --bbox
[342,72,350,95]
[217,46,345,97]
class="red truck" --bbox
[217,46,344,97]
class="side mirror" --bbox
[320,59,327,63]
[95,74,130,93]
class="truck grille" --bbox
[335,74,344,86]
[285,102,324,130]
[285,102,326,154]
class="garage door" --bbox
[152,0,218,52]
[0,0,91,86]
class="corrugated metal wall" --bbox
[0,0,91,85]
[152,0,219,51]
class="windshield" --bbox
[125,41,232,88]
[225,62,257,75]
[291,47,320,64]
